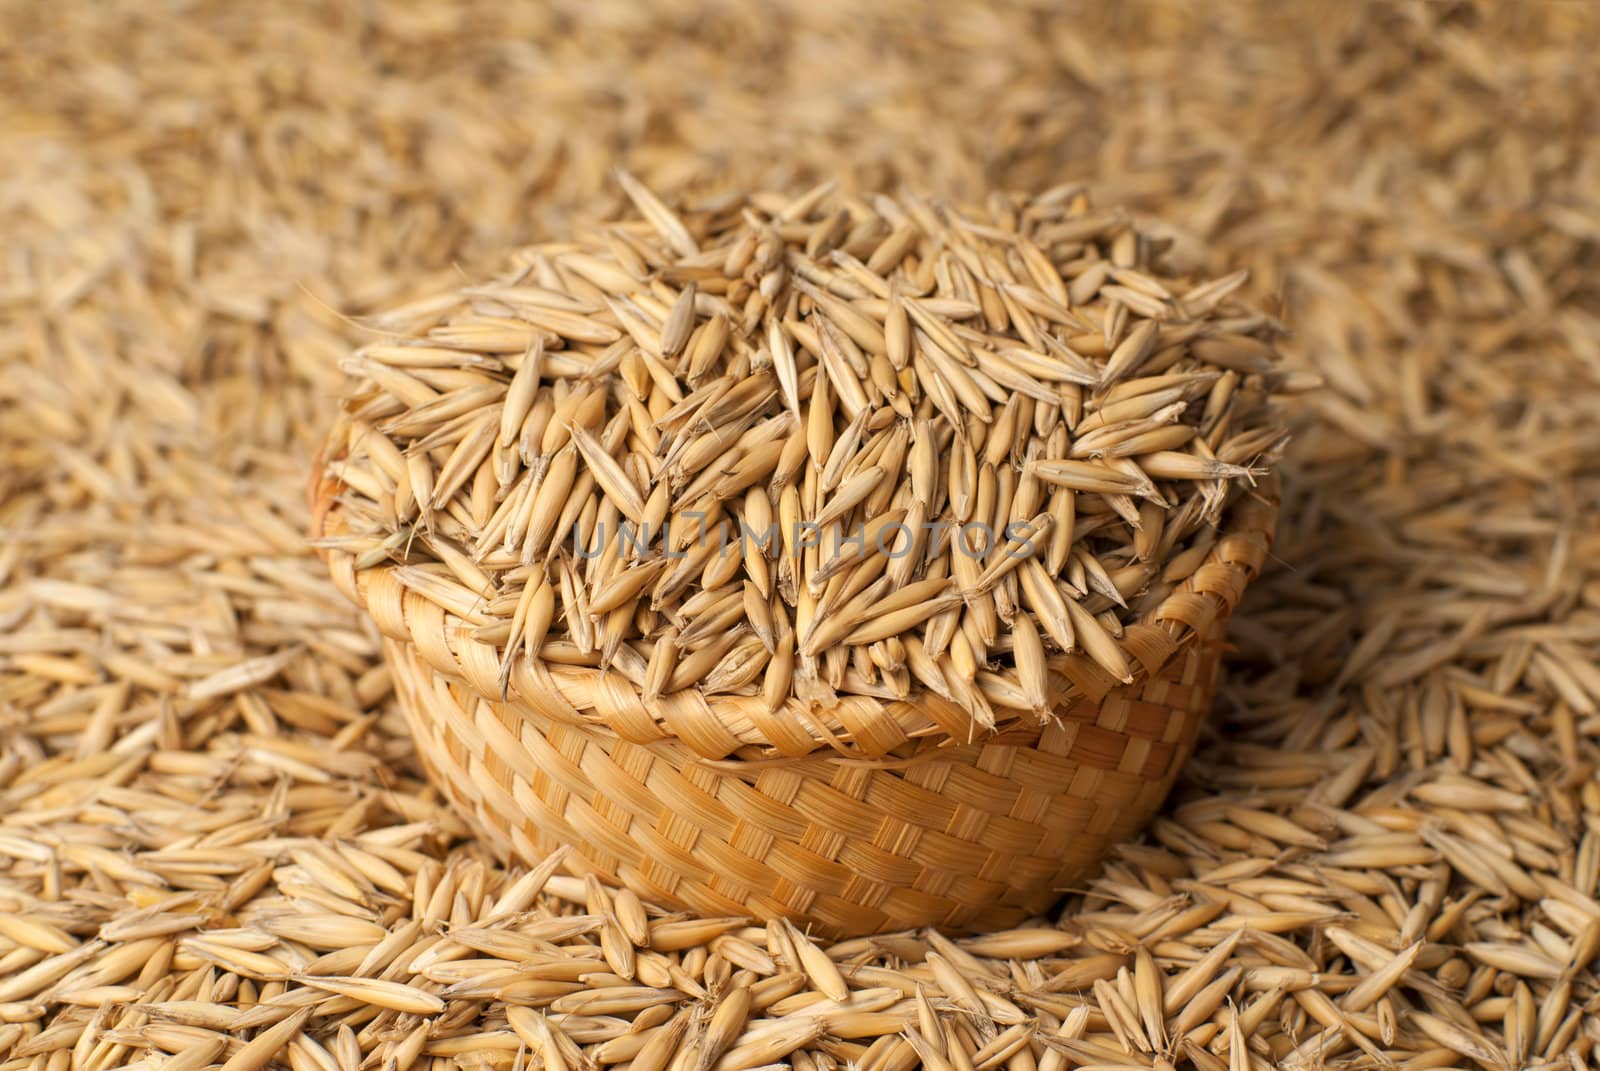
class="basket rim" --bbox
[310,422,1279,762]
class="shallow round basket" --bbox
[313,453,1277,937]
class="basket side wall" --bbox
[386,631,1219,936]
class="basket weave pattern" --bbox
[314,462,1276,935]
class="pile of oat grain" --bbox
[319,184,1290,729]
[2,2,1598,1069]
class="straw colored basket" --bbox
[312,453,1277,936]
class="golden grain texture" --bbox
[3,1,1600,1069]
[313,183,1290,743]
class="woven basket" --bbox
[312,446,1277,937]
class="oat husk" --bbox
[4,2,1600,1070]
[314,184,1291,731]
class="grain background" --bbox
[3,1,1599,1068]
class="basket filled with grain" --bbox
[311,178,1289,937]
